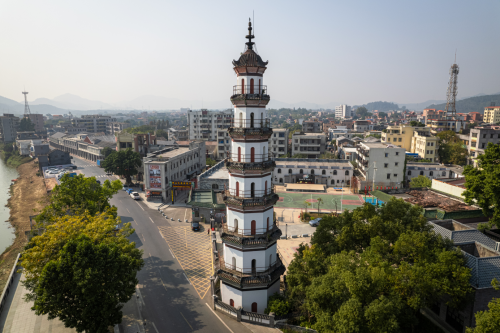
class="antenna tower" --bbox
[444,60,459,121]
[22,91,31,115]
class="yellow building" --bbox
[381,125,425,150]
[410,130,439,161]
[483,106,500,124]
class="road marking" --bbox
[141,233,145,242]
[127,208,130,214]
[205,303,235,333]
[136,202,145,211]
[183,273,191,285]
[151,322,160,333]
[149,217,155,224]
[180,311,193,331]
[184,208,187,222]
[169,248,175,258]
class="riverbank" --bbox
[0,143,32,168]
[0,161,50,292]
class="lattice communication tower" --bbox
[444,62,459,120]
[22,91,31,115]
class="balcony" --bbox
[225,158,275,175]
[224,189,279,210]
[221,221,282,248]
[228,118,272,140]
[231,85,270,107]
[216,253,286,288]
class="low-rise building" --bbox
[353,120,373,132]
[291,132,327,158]
[116,132,157,157]
[0,114,20,142]
[30,143,50,158]
[272,158,353,186]
[302,119,322,133]
[269,128,289,158]
[168,128,189,141]
[406,163,457,184]
[143,141,206,202]
[410,130,439,161]
[328,126,349,140]
[468,125,500,166]
[106,122,130,135]
[38,149,72,170]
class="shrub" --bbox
[264,293,291,316]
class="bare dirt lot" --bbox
[0,161,50,292]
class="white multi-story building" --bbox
[335,105,352,119]
[406,163,458,183]
[269,128,289,157]
[72,115,117,133]
[188,109,233,140]
[219,22,284,314]
[272,158,353,186]
[355,142,406,190]
[216,129,231,159]
[328,126,349,140]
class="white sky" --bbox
[1,0,499,106]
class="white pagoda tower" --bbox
[218,20,284,314]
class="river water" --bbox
[0,158,18,254]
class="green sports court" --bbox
[275,191,364,211]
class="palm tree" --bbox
[317,198,323,213]
[303,200,311,213]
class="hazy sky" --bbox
[1,0,499,107]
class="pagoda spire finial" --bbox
[245,18,255,50]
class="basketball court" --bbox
[275,191,364,211]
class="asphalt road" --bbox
[72,157,251,333]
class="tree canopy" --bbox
[463,143,500,230]
[410,121,426,127]
[35,174,122,224]
[286,199,472,332]
[19,117,36,132]
[32,234,143,333]
[410,175,432,188]
[437,131,468,165]
[101,147,115,159]
[466,280,500,332]
[102,148,142,185]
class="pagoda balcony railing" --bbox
[216,264,285,288]
[225,159,275,173]
[221,219,280,239]
[225,188,273,199]
[232,85,268,97]
[224,191,279,208]
[228,125,273,140]
[217,253,284,277]
[226,153,271,163]
[229,118,271,129]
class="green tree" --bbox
[304,200,311,213]
[31,234,143,333]
[102,148,142,185]
[356,107,369,119]
[292,154,307,158]
[265,293,291,316]
[463,143,500,230]
[286,199,472,331]
[101,147,115,159]
[19,117,36,132]
[410,121,425,127]
[35,174,122,224]
[206,158,217,167]
[409,175,432,188]
[316,198,323,213]
[437,131,468,165]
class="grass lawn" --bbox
[275,192,363,211]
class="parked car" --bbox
[96,180,101,185]
[309,218,322,227]
[69,165,77,170]
[191,221,200,231]
[130,192,140,200]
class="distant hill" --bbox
[426,94,500,114]
[354,101,400,112]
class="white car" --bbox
[130,192,140,200]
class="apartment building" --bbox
[406,163,455,183]
[106,122,130,135]
[335,105,352,119]
[353,120,372,132]
[302,119,322,133]
[291,132,327,158]
[72,115,117,133]
[411,130,439,161]
[355,142,406,190]
[426,119,467,134]
[483,106,500,124]
[216,129,231,159]
[26,114,45,134]
[272,158,353,186]
[269,128,289,158]
[116,132,157,157]
[328,126,349,140]
[187,109,233,140]
[168,128,189,141]
[468,125,500,166]
[143,141,206,202]
[0,114,20,142]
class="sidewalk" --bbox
[118,286,146,333]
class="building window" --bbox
[331,179,334,184]
[277,168,281,174]
[420,171,424,176]
[385,153,388,157]
[394,174,398,178]
[387,173,391,179]
[299,169,303,174]
[384,163,388,168]
[395,162,399,166]
[289,169,292,174]
[408,170,411,175]
[279,178,283,183]
[311,169,315,175]
[483,134,486,138]
[429,171,434,176]
[322,170,326,175]
[333,170,337,175]
[398,138,402,142]
[345,170,349,176]
[442,171,446,176]
[395,152,399,156]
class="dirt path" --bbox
[0,161,50,292]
